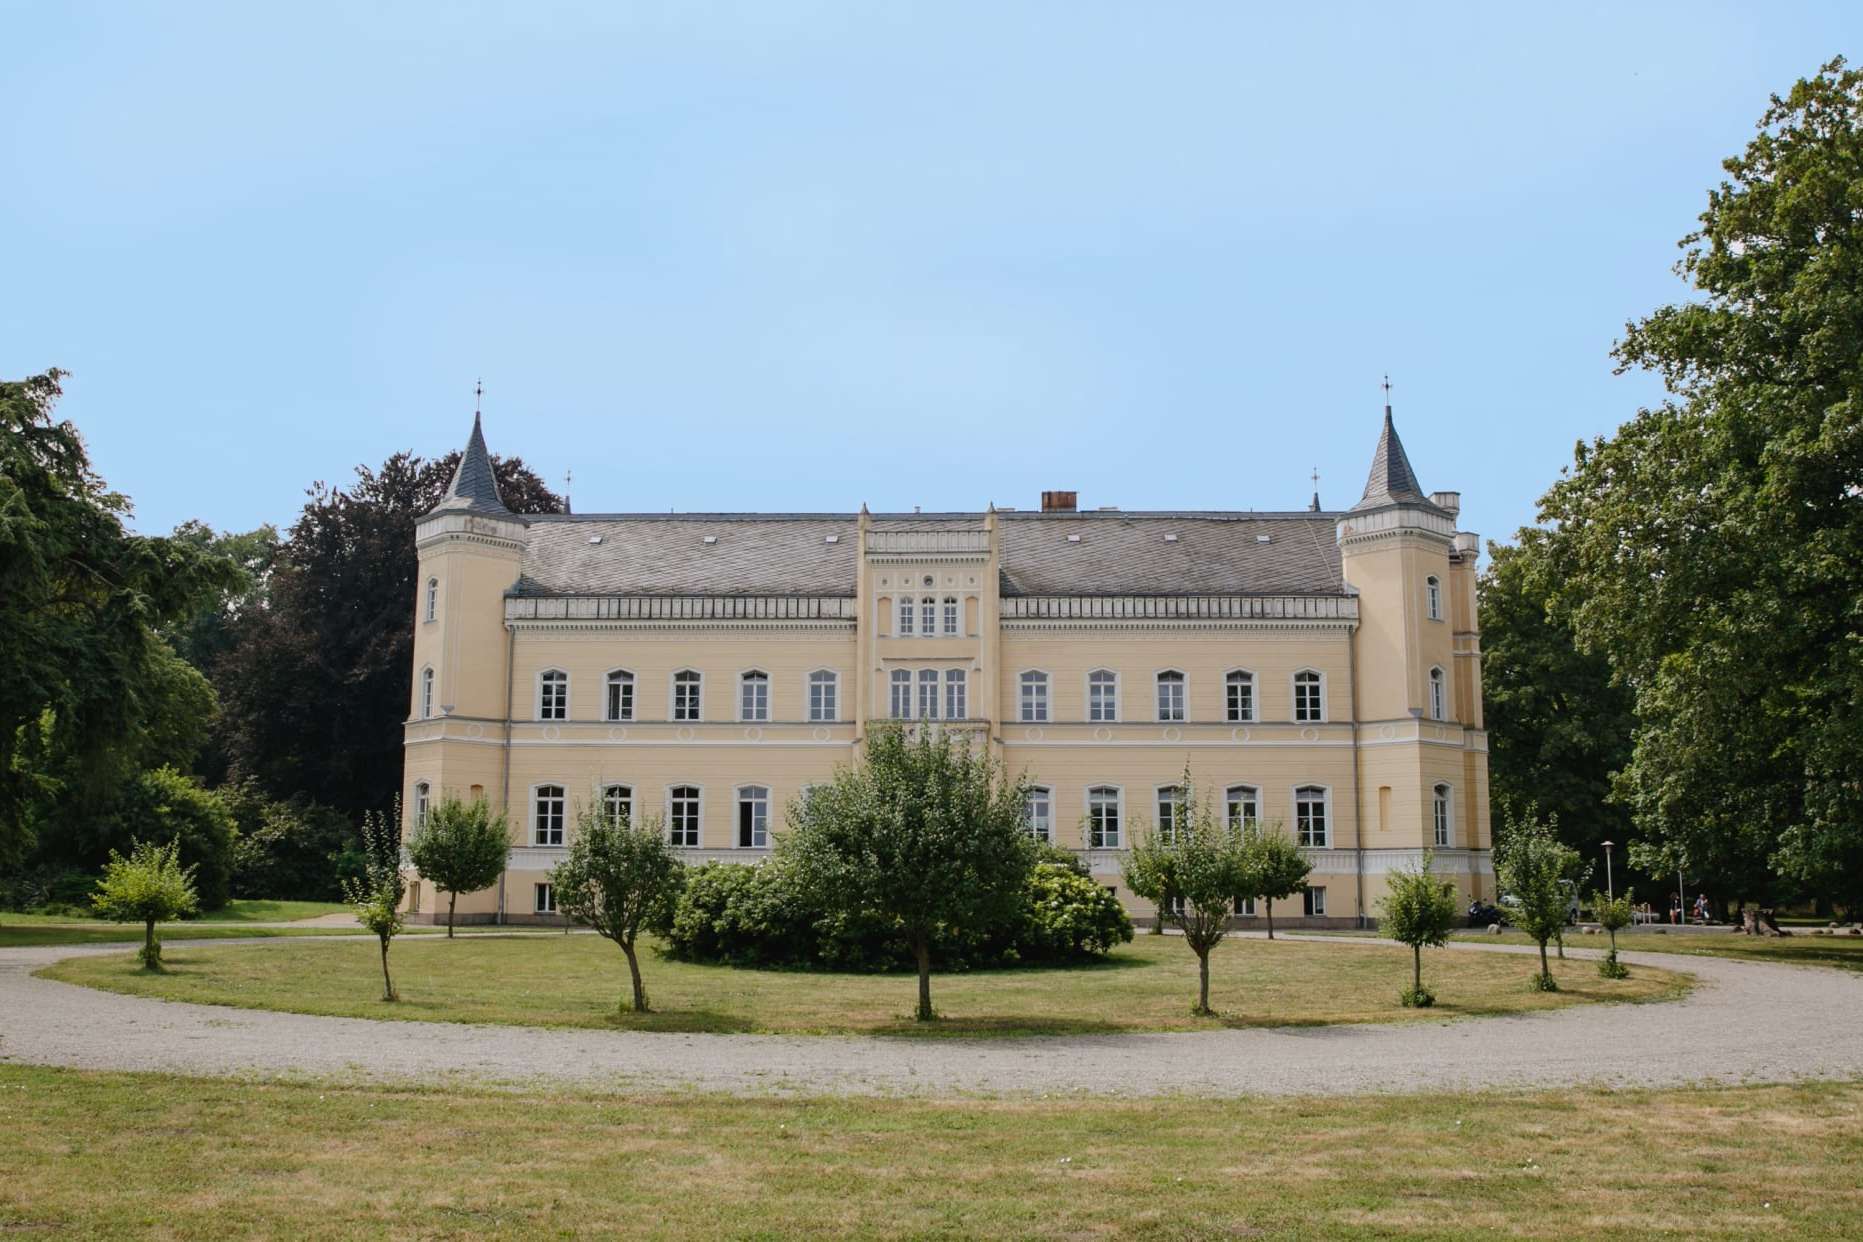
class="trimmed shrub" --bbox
[1011,863,1135,960]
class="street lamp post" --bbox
[1602,840,1615,902]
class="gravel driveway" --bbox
[1,935,1857,1097]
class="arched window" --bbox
[603,783,633,826]
[1433,783,1452,847]
[1155,670,1186,722]
[672,670,702,721]
[1019,671,1049,722]
[412,781,431,827]
[1025,786,1052,842]
[1224,784,1259,831]
[942,596,960,636]
[739,670,770,722]
[1088,669,1118,722]
[537,670,568,721]
[1156,785,1185,842]
[1293,670,1324,722]
[889,669,913,719]
[897,596,915,635]
[668,785,701,846]
[605,670,635,722]
[532,785,565,846]
[737,785,770,848]
[1294,785,1329,847]
[921,597,937,636]
[419,667,434,720]
[1426,575,1443,621]
[1225,670,1255,723]
[424,577,438,623]
[1087,786,1122,848]
[808,670,838,722]
[1429,667,1447,721]
[917,668,940,719]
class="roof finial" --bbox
[1310,465,1322,512]
[563,467,573,515]
[475,378,483,418]
[1381,374,1393,420]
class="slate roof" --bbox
[1352,410,1431,511]
[428,414,514,519]
[512,511,1346,598]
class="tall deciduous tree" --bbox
[1535,60,1863,912]
[784,724,1035,1022]
[406,794,512,937]
[214,447,560,815]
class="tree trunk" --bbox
[1555,927,1565,959]
[1265,899,1275,940]
[378,936,396,1001]
[143,917,158,967]
[621,939,649,1012]
[447,890,457,939]
[1537,938,1550,985]
[1196,947,1211,1015]
[1152,904,1165,935]
[913,938,934,1022]
[1413,943,1422,994]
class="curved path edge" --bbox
[2,935,1858,1097]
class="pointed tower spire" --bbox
[1351,377,1430,511]
[429,386,513,518]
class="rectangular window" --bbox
[1303,886,1327,917]
[922,598,937,635]
[1020,672,1049,723]
[1294,671,1323,723]
[890,669,912,719]
[944,669,967,721]
[1225,672,1254,722]
[1433,785,1451,848]
[1025,787,1052,842]
[1157,787,1184,842]
[942,597,959,636]
[809,671,837,722]
[1295,787,1328,848]
[606,672,635,722]
[533,786,565,847]
[534,883,555,914]
[1156,673,1185,722]
[538,672,568,721]
[1224,785,1258,831]
[1234,895,1257,916]
[740,672,769,722]
[673,672,702,721]
[918,669,940,720]
[737,787,769,848]
[897,597,914,636]
[1088,787,1121,849]
[1088,671,1118,722]
[669,786,701,847]
[603,784,633,826]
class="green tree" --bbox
[1594,889,1633,979]
[549,802,684,1013]
[1137,777,1252,1015]
[101,766,237,911]
[1495,810,1583,991]
[1121,824,1179,936]
[342,805,405,1001]
[1535,60,1863,911]
[783,724,1035,1022]
[1377,853,1460,1006]
[0,370,238,866]
[1249,825,1313,940]
[213,447,560,816]
[91,839,199,969]
[405,794,511,937]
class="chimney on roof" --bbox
[1041,490,1077,513]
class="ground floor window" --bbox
[534,883,555,914]
[1303,886,1326,917]
[1234,895,1256,916]
[1025,786,1052,842]
[1087,786,1121,848]
[737,785,769,848]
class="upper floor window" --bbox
[1293,670,1324,723]
[672,670,702,722]
[1088,670,1118,722]
[1225,670,1255,723]
[740,670,770,722]
[419,667,434,720]
[1155,671,1186,722]
[604,783,633,826]
[1019,671,1049,723]
[1156,786,1185,842]
[1087,786,1122,848]
[605,670,635,722]
[668,785,701,847]
[1025,786,1052,842]
[897,596,915,636]
[424,577,438,623]
[917,668,940,719]
[412,781,431,827]
[533,784,565,846]
[1224,784,1259,831]
[737,785,770,848]
[890,669,912,719]
[942,596,960,636]
[1429,667,1447,721]
[944,669,968,720]
[1294,785,1329,848]
[537,670,568,721]
[921,597,938,636]
[808,670,838,722]
[1426,575,1443,621]
[1433,783,1452,848]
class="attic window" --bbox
[1255,535,1272,544]
[1066,534,1082,543]
[824,535,840,544]
[702,535,718,545]
[588,535,603,545]
[1163,534,1179,543]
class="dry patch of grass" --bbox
[41,932,1688,1036]
[0,1066,1857,1239]
[1428,929,1863,973]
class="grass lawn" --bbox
[41,932,1688,1036]
[0,1065,1856,1239]
[1422,929,1863,973]
[196,899,352,922]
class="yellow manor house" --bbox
[402,408,1491,928]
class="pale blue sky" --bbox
[4,3,1856,544]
